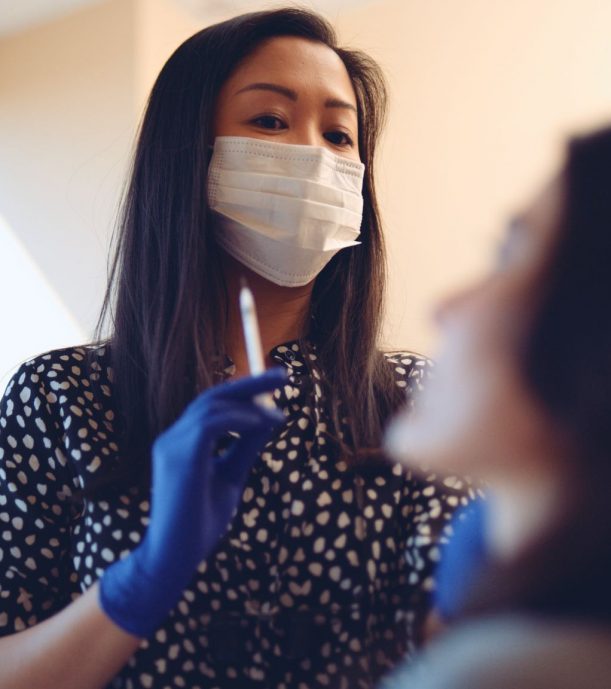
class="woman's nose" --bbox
[434,285,477,328]
[289,123,323,148]
[433,295,454,328]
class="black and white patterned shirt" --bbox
[0,342,474,689]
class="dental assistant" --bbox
[0,9,473,689]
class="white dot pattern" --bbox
[0,343,476,688]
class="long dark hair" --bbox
[93,8,402,488]
[464,126,611,624]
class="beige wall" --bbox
[1,0,611,368]
[336,0,611,352]
[0,0,136,336]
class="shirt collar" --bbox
[222,339,314,378]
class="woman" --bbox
[0,9,472,689]
[384,125,611,688]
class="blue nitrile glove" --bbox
[434,497,488,621]
[99,368,286,637]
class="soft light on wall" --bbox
[0,214,85,395]
[1,0,610,375]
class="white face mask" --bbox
[207,136,365,287]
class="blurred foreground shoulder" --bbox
[381,615,611,689]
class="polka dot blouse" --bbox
[0,342,475,689]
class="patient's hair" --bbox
[467,125,611,624]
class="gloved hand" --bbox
[434,497,488,621]
[99,368,286,637]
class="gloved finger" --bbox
[208,398,285,426]
[183,396,284,431]
[205,367,287,403]
[201,403,284,438]
[180,373,285,423]
[250,404,285,426]
[154,404,267,458]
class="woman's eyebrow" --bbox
[234,82,298,100]
[233,83,357,113]
[325,98,357,113]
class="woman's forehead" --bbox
[224,36,357,105]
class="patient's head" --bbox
[389,126,611,491]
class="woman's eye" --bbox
[251,115,287,130]
[324,131,354,147]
